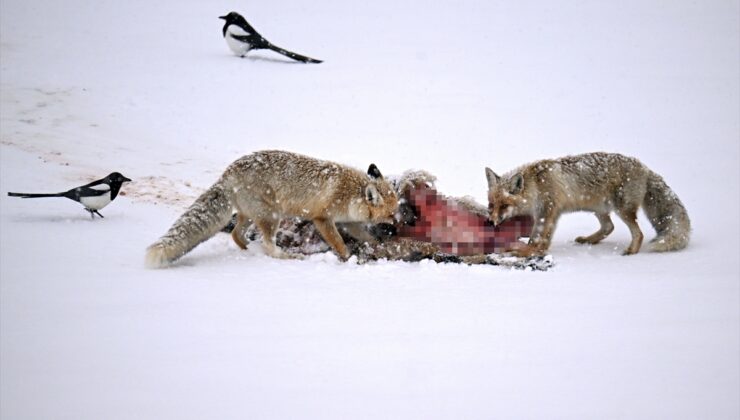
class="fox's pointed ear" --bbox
[510,173,524,194]
[485,167,500,187]
[365,184,383,206]
[367,163,383,179]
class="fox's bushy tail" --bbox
[145,181,234,268]
[643,172,691,252]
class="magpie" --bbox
[219,11,322,63]
[8,172,131,219]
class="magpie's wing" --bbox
[240,20,259,35]
[230,32,322,63]
[64,185,110,200]
[230,33,270,49]
[80,177,106,188]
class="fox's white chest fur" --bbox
[224,25,252,56]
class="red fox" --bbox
[485,152,690,256]
[145,150,398,268]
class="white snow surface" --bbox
[1,0,738,419]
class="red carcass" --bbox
[397,184,533,255]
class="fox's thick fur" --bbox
[146,150,398,268]
[485,152,690,256]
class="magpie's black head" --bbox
[219,11,251,37]
[219,11,248,26]
[105,172,132,184]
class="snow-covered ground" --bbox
[1,0,738,418]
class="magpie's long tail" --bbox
[8,192,63,198]
[265,42,322,63]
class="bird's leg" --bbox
[85,208,104,219]
[94,210,104,218]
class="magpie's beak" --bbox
[122,176,132,183]
[219,15,227,20]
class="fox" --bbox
[145,150,398,268]
[485,152,691,256]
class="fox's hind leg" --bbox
[255,218,303,259]
[231,212,251,250]
[255,218,281,258]
[313,218,351,261]
[575,212,614,245]
[616,208,644,255]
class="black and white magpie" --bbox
[8,172,131,219]
[219,11,322,63]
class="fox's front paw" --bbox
[264,245,305,260]
[621,247,640,256]
[335,250,352,262]
[282,251,306,260]
[506,243,546,258]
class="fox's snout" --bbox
[488,203,500,226]
[488,207,510,227]
[488,199,516,227]
[488,214,504,227]
[378,213,395,224]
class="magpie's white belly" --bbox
[224,25,252,56]
[80,193,112,210]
